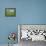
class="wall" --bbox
[0,0,46,44]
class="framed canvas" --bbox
[5,8,16,17]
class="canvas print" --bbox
[5,8,16,17]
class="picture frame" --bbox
[5,8,16,17]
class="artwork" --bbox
[5,8,16,17]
